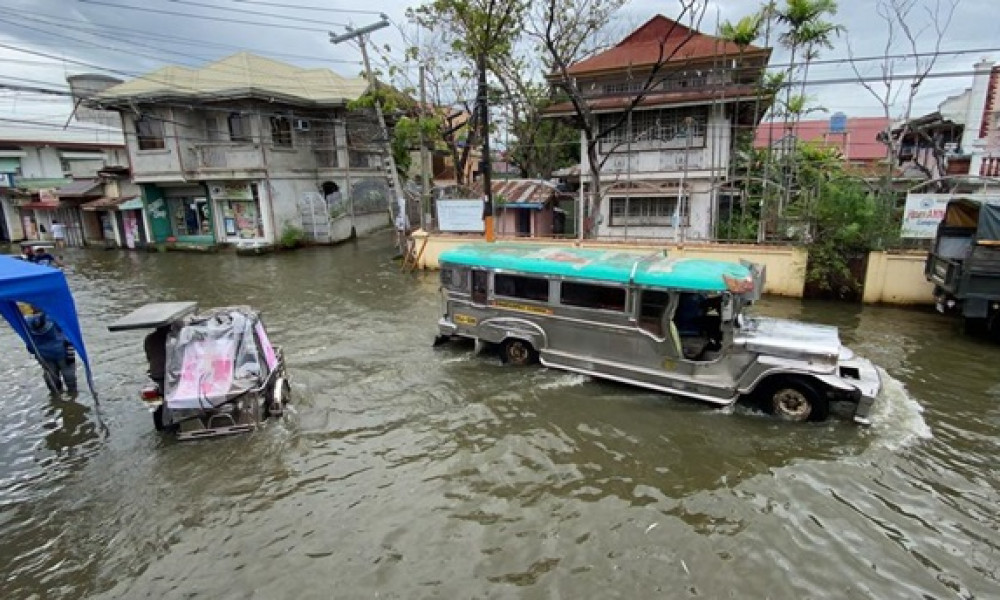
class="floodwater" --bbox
[1,235,998,599]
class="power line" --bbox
[223,0,384,16]
[163,0,349,27]
[0,15,358,92]
[1,6,361,65]
[76,0,340,33]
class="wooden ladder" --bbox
[401,235,428,272]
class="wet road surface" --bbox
[1,235,998,598]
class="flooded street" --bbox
[2,235,999,599]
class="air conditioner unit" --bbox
[293,119,310,132]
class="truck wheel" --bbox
[500,338,538,366]
[763,378,828,422]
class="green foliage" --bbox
[735,141,898,297]
[720,13,764,48]
[505,90,580,178]
[279,223,305,249]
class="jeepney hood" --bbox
[733,316,842,363]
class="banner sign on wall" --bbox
[902,193,1000,238]
[437,199,485,232]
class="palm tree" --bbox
[775,0,843,218]
[720,12,764,229]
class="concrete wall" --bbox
[18,147,63,178]
[411,233,809,297]
[863,250,935,305]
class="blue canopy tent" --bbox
[0,255,96,396]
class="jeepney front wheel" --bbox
[762,377,828,422]
[500,338,538,366]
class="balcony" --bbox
[981,156,1000,177]
[191,143,265,172]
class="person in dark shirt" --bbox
[25,310,78,396]
[32,247,63,268]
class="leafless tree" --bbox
[848,0,958,191]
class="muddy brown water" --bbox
[1,235,998,599]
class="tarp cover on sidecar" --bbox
[164,306,279,410]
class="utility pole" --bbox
[330,16,407,250]
[478,51,495,242]
[419,64,430,231]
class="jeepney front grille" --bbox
[839,366,860,380]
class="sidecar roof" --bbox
[108,301,198,331]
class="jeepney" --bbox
[925,196,1000,338]
[434,243,881,424]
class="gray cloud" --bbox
[0,0,997,122]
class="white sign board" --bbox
[437,198,485,232]
[902,193,1000,238]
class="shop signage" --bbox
[0,173,13,188]
[39,188,58,203]
[209,181,253,200]
[901,193,1000,239]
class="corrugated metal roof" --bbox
[566,15,768,76]
[486,179,571,206]
[56,179,102,198]
[96,52,369,107]
[81,195,139,211]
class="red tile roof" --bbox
[753,117,891,162]
[567,15,767,76]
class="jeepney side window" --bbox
[494,274,550,302]
[560,281,627,312]
[472,270,488,304]
[441,267,468,292]
[637,289,671,336]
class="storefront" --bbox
[81,195,148,249]
[207,181,267,243]
[142,183,216,246]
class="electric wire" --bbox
[76,0,342,33]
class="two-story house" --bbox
[91,53,390,249]
[0,121,128,246]
[544,15,771,241]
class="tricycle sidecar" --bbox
[110,303,289,440]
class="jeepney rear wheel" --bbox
[763,378,828,422]
[500,338,538,366]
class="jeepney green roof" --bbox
[439,243,752,291]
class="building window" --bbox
[167,197,211,236]
[560,281,627,312]
[228,113,252,142]
[598,107,707,152]
[270,116,293,148]
[609,196,689,227]
[494,274,549,302]
[136,115,166,150]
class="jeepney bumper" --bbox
[841,355,881,426]
[435,318,458,345]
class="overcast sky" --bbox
[1,0,998,130]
